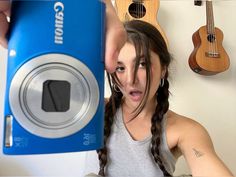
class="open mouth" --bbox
[129,90,143,101]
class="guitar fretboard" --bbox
[206,1,215,34]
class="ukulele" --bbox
[188,0,230,75]
[114,0,168,45]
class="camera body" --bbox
[3,0,105,154]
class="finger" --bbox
[104,0,127,73]
[0,13,9,48]
[0,0,11,48]
[0,0,11,15]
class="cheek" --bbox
[137,70,147,86]
[140,71,146,80]
[150,67,161,89]
[148,78,160,100]
[115,74,126,91]
[116,74,125,84]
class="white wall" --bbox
[159,1,236,175]
[0,0,235,176]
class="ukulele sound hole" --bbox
[128,3,146,19]
[207,34,216,43]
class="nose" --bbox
[126,68,138,85]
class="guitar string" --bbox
[212,1,219,58]
[210,1,216,57]
[138,1,140,19]
[213,1,219,58]
[207,1,218,58]
[206,1,213,56]
[137,0,140,19]
[207,1,212,57]
[208,1,213,57]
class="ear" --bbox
[161,66,167,78]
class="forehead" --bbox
[118,42,136,62]
[118,42,161,65]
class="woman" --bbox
[93,20,233,177]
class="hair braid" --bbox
[150,76,171,177]
[97,88,123,176]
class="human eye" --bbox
[139,60,146,68]
[116,65,125,73]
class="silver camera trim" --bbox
[9,53,100,138]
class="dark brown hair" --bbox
[97,20,172,176]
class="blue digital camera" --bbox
[3,0,105,155]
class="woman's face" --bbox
[115,42,165,109]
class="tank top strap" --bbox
[160,114,177,174]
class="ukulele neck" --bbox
[206,0,215,34]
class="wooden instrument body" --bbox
[189,26,230,75]
[114,0,168,45]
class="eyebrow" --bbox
[117,61,124,65]
[117,55,145,65]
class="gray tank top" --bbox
[106,107,176,177]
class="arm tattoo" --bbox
[192,148,204,158]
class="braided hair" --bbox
[97,20,172,176]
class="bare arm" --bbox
[178,119,233,176]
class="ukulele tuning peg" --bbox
[194,0,202,6]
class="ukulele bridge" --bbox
[205,52,220,58]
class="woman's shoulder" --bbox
[165,110,210,152]
[166,110,205,132]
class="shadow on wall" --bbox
[0,158,31,176]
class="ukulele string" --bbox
[207,1,213,57]
[210,1,215,56]
[212,2,219,57]
[138,0,139,18]
[138,0,143,19]
[139,0,142,18]
[208,0,218,57]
